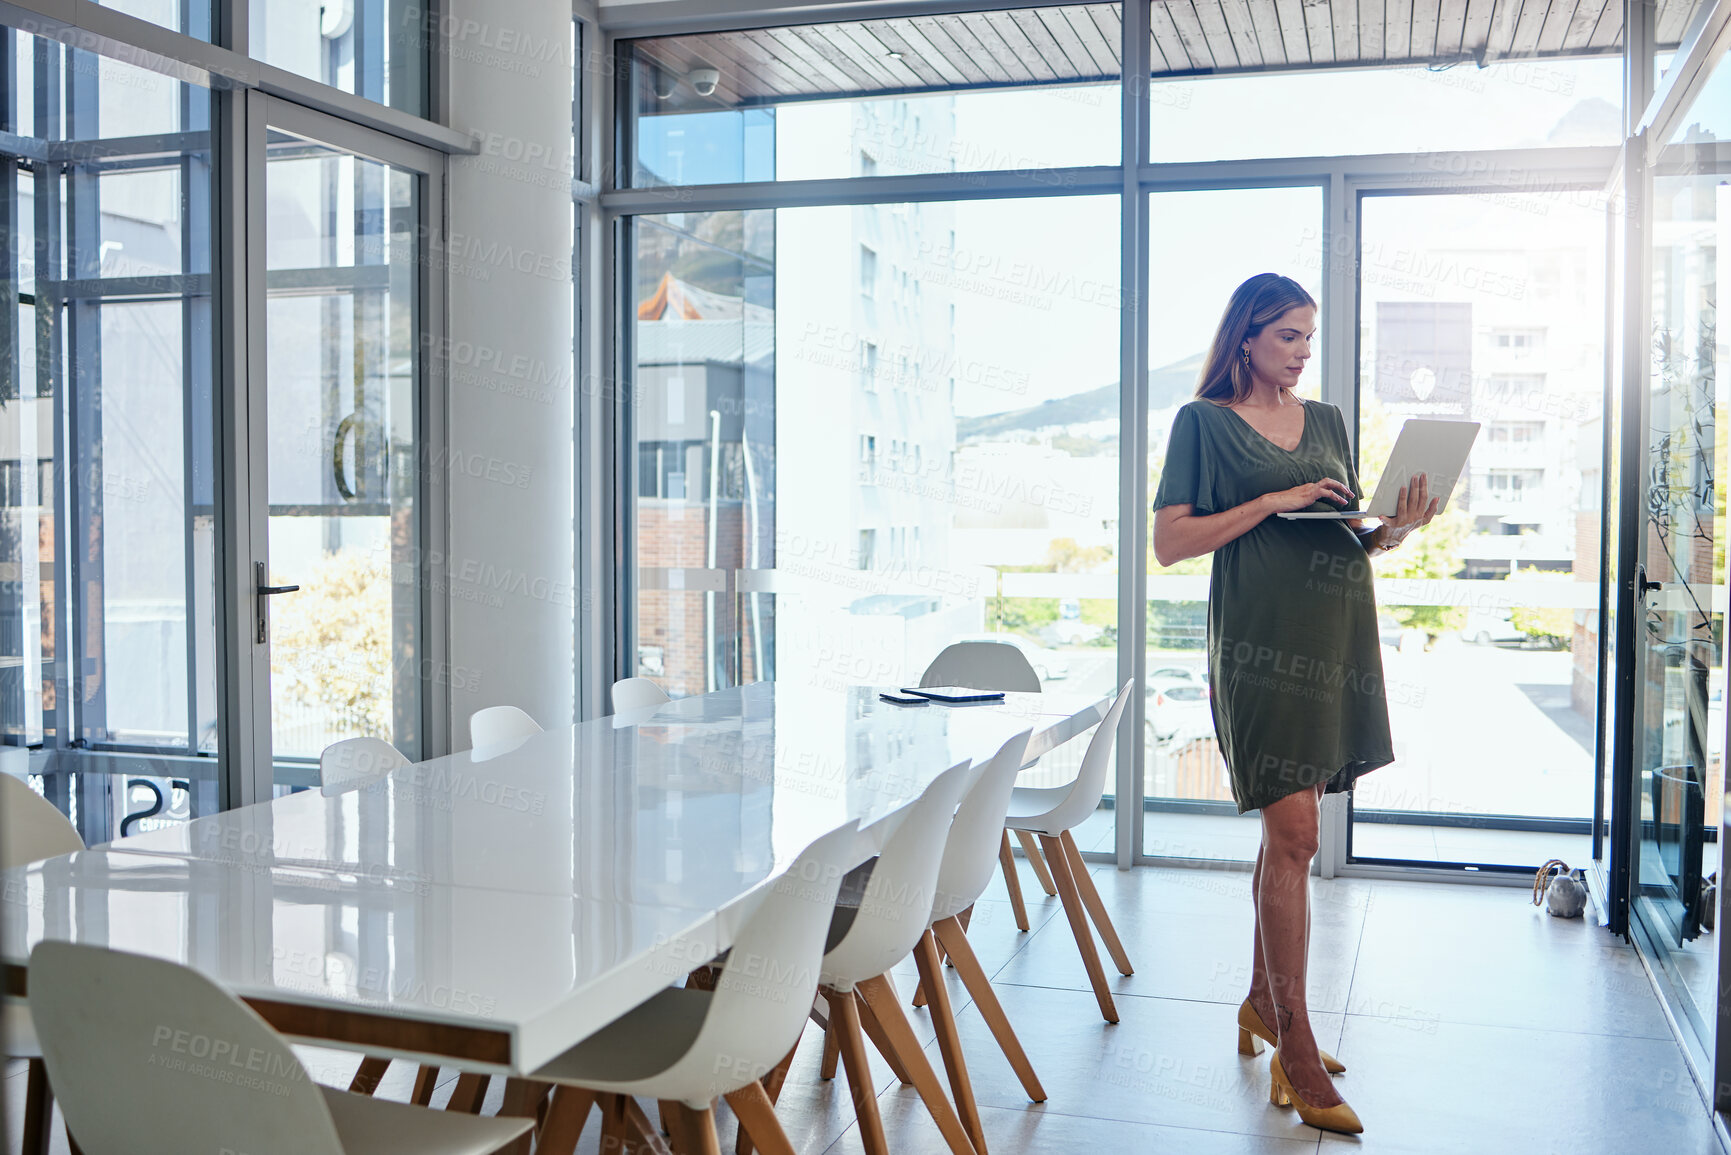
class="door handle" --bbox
[255,561,301,644]
[333,412,360,501]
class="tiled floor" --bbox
[5,863,1721,1154]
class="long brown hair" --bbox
[1194,274,1317,406]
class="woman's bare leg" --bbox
[1247,843,1277,1029]
[1255,783,1340,1107]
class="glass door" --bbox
[1347,186,1608,870]
[253,103,439,788]
[1627,48,1731,1051]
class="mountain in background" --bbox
[958,349,1205,441]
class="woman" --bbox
[1151,273,1437,1136]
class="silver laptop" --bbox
[1278,418,1481,520]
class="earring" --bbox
[1241,347,1251,367]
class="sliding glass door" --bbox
[1626,45,1731,1063]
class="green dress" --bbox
[1153,398,1395,814]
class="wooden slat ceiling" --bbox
[631,0,1704,111]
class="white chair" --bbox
[764,760,981,1155]
[911,731,1043,1154]
[920,641,1040,693]
[528,821,863,1155]
[468,705,542,749]
[0,773,83,1155]
[920,641,1058,932]
[27,941,532,1155]
[315,738,442,1105]
[318,736,408,796]
[1005,680,1136,1022]
[610,676,671,714]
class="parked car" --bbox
[1146,674,1211,746]
[1148,662,1204,685]
[1463,608,1526,647]
[950,633,1070,682]
[1052,598,1104,645]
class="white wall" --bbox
[442,0,575,738]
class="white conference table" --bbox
[1,682,1109,1077]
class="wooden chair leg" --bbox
[599,1093,631,1154]
[662,1100,691,1155]
[410,1064,440,1106]
[347,1055,392,1095]
[824,988,890,1155]
[855,989,913,1085]
[997,831,1031,932]
[725,1081,798,1155]
[1039,832,1118,1022]
[913,929,987,1155]
[737,1034,801,1155]
[912,927,937,1008]
[1060,829,1133,976]
[22,1057,52,1155]
[666,1103,722,1155]
[1016,830,1057,896]
[854,975,978,1155]
[932,916,1045,1101]
[535,1085,598,1155]
[818,1014,841,1080]
[625,1096,677,1155]
[447,1072,491,1113]
[499,1078,551,1155]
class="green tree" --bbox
[270,549,393,745]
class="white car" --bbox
[1146,674,1211,746]
[1463,609,1525,647]
[950,633,1069,682]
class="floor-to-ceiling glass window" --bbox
[623,9,1126,845]
[1629,40,1731,1073]
[1143,185,1324,862]
[0,26,222,842]
[1349,189,1608,869]
[1136,52,1621,865]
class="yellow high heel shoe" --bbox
[1269,1050,1363,1135]
[1237,999,1345,1074]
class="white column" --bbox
[441,1,576,738]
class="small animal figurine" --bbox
[1532,859,1588,919]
